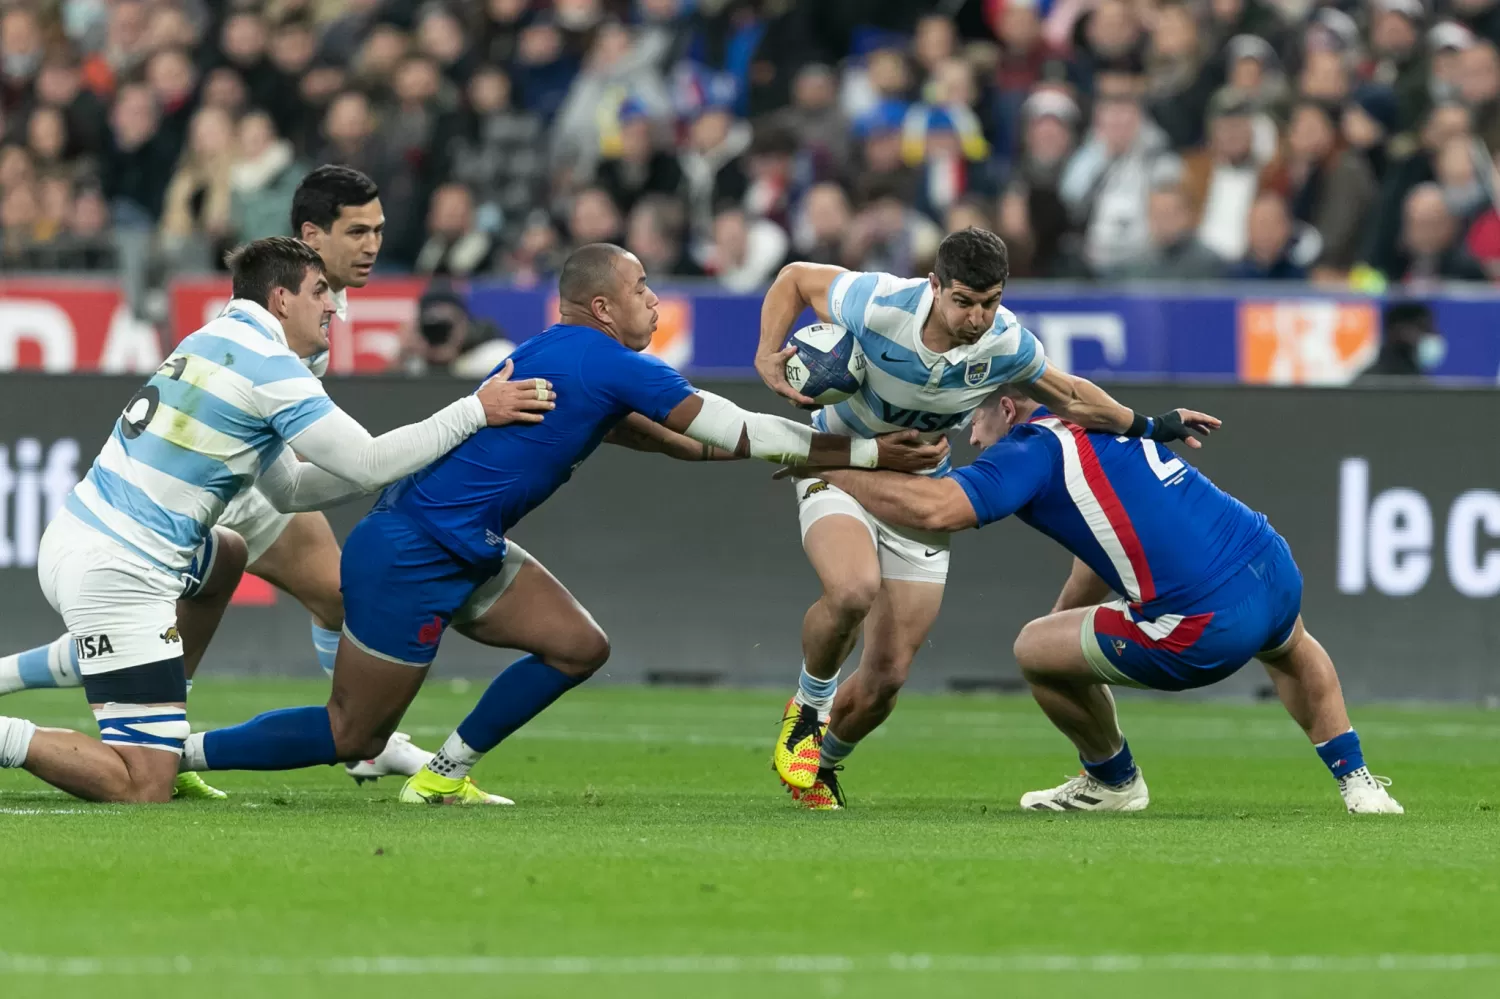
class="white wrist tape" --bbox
[849,437,878,468]
[685,390,817,464]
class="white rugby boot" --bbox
[1020,769,1150,812]
[346,732,435,785]
[1338,767,1404,814]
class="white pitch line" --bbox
[1,953,1497,976]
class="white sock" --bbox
[0,635,79,695]
[426,732,483,781]
[181,732,208,771]
[0,716,38,767]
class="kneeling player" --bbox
[799,386,1403,815]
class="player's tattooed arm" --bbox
[605,412,740,461]
[813,468,980,534]
[1051,558,1115,613]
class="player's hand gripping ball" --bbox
[783,323,866,409]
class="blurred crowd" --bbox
[5,0,1500,296]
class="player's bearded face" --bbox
[932,279,1002,345]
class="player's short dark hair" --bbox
[291,164,380,234]
[934,227,1009,291]
[226,236,325,306]
[558,242,629,305]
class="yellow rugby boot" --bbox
[172,772,229,800]
[794,766,846,810]
[398,767,514,805]
[773,696,824,790]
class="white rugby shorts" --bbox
[793,476,950,585]
[219,486,295,566]
[37,511,197,677]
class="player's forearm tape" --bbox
[1127,411,1194,443]
[286,396,485,491]
[684,391,874,467]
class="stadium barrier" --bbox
[5,277,1500,382]
[0,375,1495,702]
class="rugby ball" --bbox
[783,323,865,408]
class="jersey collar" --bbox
[331,287,348,321]
[223,298,288,348]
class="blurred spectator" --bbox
[568,186,623,247]
[1117,185,1226,280]
[1202,0,1287,57]
[478,0,530,68]
[513,17,580,121]
[202,67,250,118]
[415,183,498,278]
[143,47,198,155]
[1060,75,1181,276]
[504,211,564,285]
[791,181,853,266]
[1355,301,1446,381]
[1363,101,1473,276]
[745,122,800,230]
[1182,93,1265,263]
[700,204,789,293]
[1222,35,1289,125]
[625,193,702,277]
[988,0,1055,167]
[0,180,39,265]
[945,197,993,236]
[1459,40,1500,149]
[1434,135,1489,224]
[159,106,235,273]
[1261,100,1377,276]
[1429,23,1475,109]
[102,82,176,226]
[351,23,409,105]
[1299,50,1351,106]
[416,5,479,86]
[679,97,750,237]
[1229,191,1308,280]
[83,0,149,98]
[0,142,33,191]
[1145,2,1216,151]
[1370,0,1430,132]
[230,111,305,244]
[840,39,912,121]
[219,11,299,137]
[56,183,117,270]
[771,64,849,179]
[25,106,74,178]
[551,22,669,183]
[400,284,516,378]
[913,14,958,81]
[1343,84,1399,184]
[1001,90,1078,278]
[315,89,416,261]
[33,54,108,159]
[1452,0,1500,55]
[595,99,682,218]
[1071,1,1145,99]
[844,177,942,277]
[852,99,917,202]
[433,66,546,248]
[905,104,996,223]
[1,4,43,113]
[1395,182,1486,283]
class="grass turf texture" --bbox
[0,681,1496,999]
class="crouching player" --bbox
[796,386,1403,815]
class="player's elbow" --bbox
[924,493,977,533]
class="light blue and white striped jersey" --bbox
[66,299,336,572]
[815,271,1047,475]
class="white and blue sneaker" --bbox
[1338,767,1404,814]
[1019,770,1150,812]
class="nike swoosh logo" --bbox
[881,351,902,362]
[923,549,941,557]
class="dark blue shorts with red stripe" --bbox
[1081,534,1303,691]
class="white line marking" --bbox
[1,953,1496,976]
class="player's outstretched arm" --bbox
[812,468,979,533]
[264,360,555,492]
[663,391,947,472]
[1023,367,1220,449]
[604,412,739,461]
[256,446,368,513]
[1051,557,1115,613]
[756,262,847,406]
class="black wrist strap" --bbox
[1127,412,1150,437]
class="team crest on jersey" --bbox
[964,359,991,386]
[803,481,830,498]
[159,626,181,644]
[1112,639,1128,655]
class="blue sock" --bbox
[454,655,583,754]
[1315,729,1365,779]
[795,664,838,713]
[201,706,338,770]
[818,729,857,770]
[311,623,340,678]
[1083,740,1137,787]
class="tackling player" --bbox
[794,385,1403,815]
[756,228,1218,807]
[175,243,949,804]
[0,237,551,802]
[0,167,439,789]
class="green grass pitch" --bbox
[0,680,1496,999]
